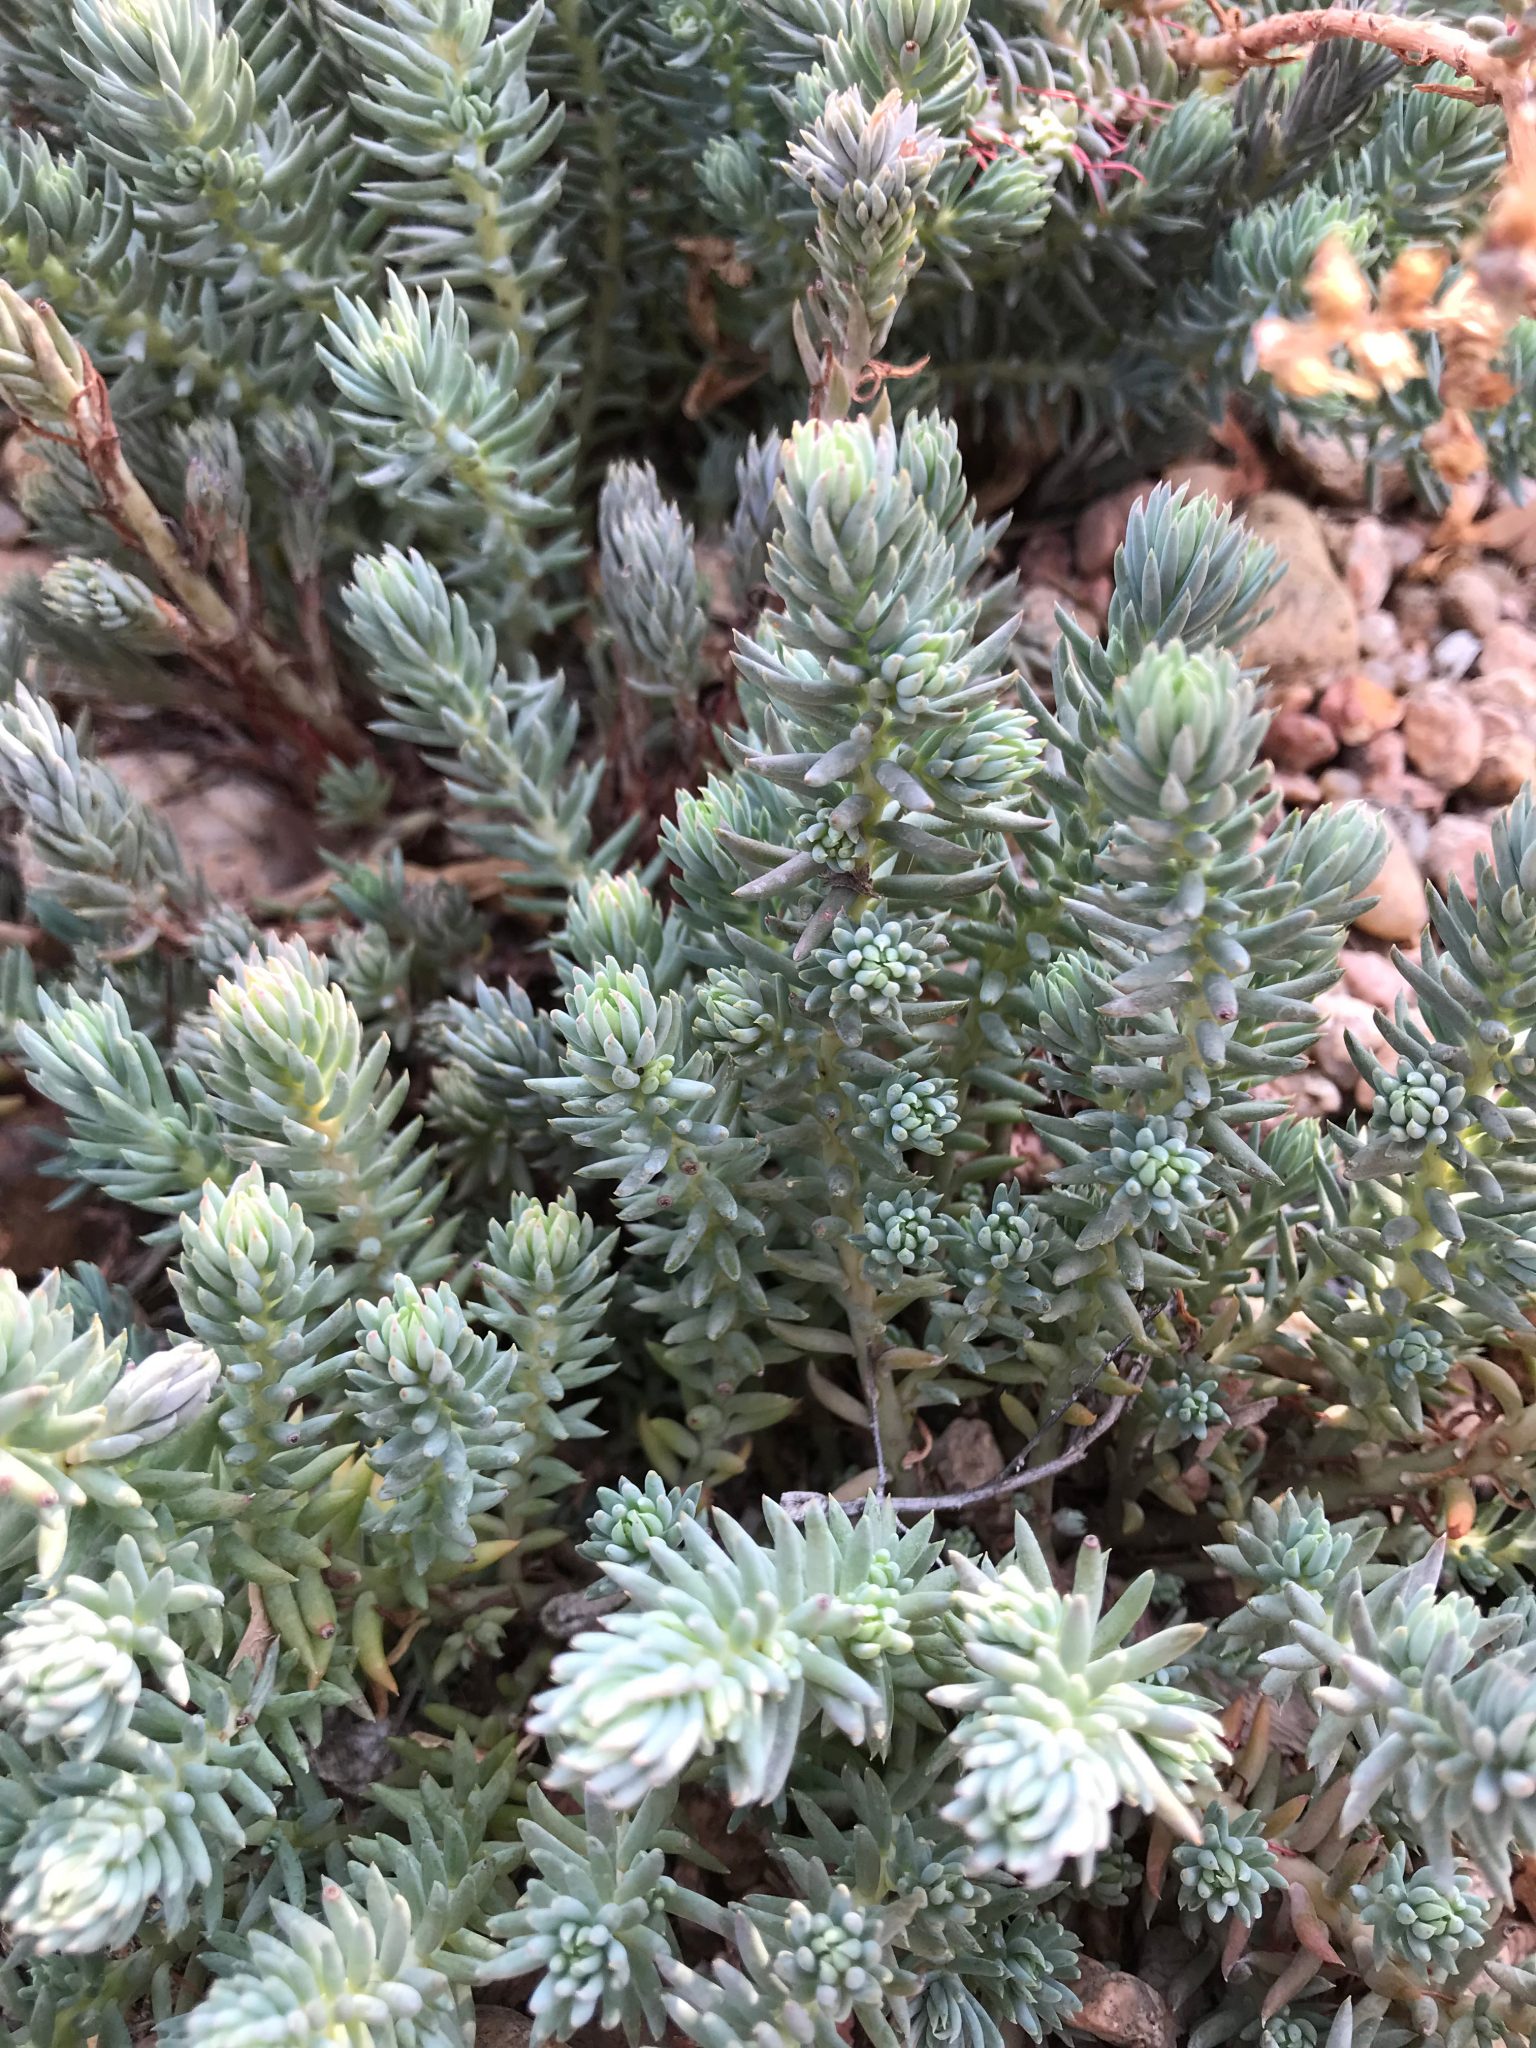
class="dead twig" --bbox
[0,287,365,766]
[784,1304,1170,1520]
[1170,8,1511,100]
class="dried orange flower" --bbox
[1252,184,1536,488]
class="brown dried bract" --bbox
[1254,166,1536,489]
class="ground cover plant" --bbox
[6,0,1536,2042]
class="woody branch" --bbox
[1169,8,1517,104]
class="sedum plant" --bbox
[1,0,1536,2042]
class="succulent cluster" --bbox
[1,0,1535,2042]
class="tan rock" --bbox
[1341,946,1410,1013]
[1319,510,1352,572]
[102,748,315,899]
[1017,582,1067,636]
[1070,1960,1175,2048]
[1018,529,1075,588]
[1478,670,1536,717]
[1481,619,1536,693]
[1264,709,1338,773]
[1440,563,1503,638]
[1355,819,1429,942]
[1253,1068,1344,1121]
[1275,418,1367,502]
[1386,523,1429,573]
[1391,582,1443,648]
[1401,684,1486,790]
[1239,493,1359,679]
[1358,729,1411,807]
[1468,701,1536,804]
[1345,516,1394,613]
[1270,679,1316,714]
[1316,672,1401,745]
[1276,770,1323,806]
[1161,458,1241,507]
[1473,488,1536,571]
[1426,813,1495,898]
[932,1417,1004,1494]
[1472,667,1536,719]
[1358,609,1401,661]
[931,1417,1013,1547]
[1315,986,1393,1108]
[1075,481,1156,580]
[472,2009,534,2048]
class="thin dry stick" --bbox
[0,287,363,763]
[1170,8,1512,99]
[68,360,362,762]
[784,1331,1163,1520]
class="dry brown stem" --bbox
[64,356,362,764]
[0,286,364,767]
[1171,7,1512,100]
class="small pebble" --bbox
[1433,629,1482,681]
[1359,610,1401,660]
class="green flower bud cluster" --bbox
[541,961,713,1118]
[947,1187,1044,1293]
[0,1267,135,1574]
[1370,1060,1468,1149]
[772,1887,895,2018]
[175,1165,341,1476]
[1107,1115,1211,1227]
[812,916,939,1035]
[579,1473,703,1570]
[797,805,868,870]
[180,1870,457,2048]
[485,1788,681,2048]
[983,1907,1082,2040]
[1155,1372,1227,1443]
[1173,1803,1284,1926]
[861,1190,940,1276]
[728,433,783,602]
[1352,1844,1490,1979]
[694,964,786,1058]
[83,1340,219,1461]
[4,1708,284,1957]
[861,1071,960,1156]
[533,1498,947,1810]
[317,754,395,831]
[1209,1491,1379,1600]
[917,706,1043,822]
[933,1528,1225,1886]
[1082,1838,1140,1908]
[1261,2018,1320,2048]
[598,461,706,700]
[1382,1322,1456,1425]
[561,870,672,984]
[1207,1491,1385,1695]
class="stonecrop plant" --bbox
[3,0,1536,2042]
